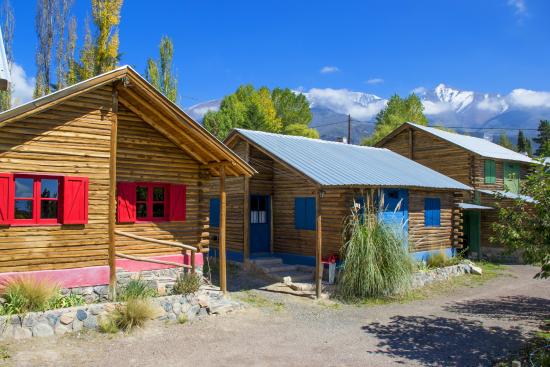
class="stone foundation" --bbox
[0,285,240,340]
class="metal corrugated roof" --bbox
[408,123,533,163]
[458,203,493,210]
[478,189,536,203]
[233,129,471,190]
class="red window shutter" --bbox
[0,173,12,225]
[117,182,136,223]
[169,184,187,221]
[62,176,89,225]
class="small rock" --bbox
[76,309,88,321]
[12,326,32,340]
[511,360,521,367]
[209,304,233,315]
[188,305,200,318]
[54,324,69,335]
[470,265,483,275]
[163,302,172,313]
[0,325,14,341]
[93,286,109,295]
[198,308,208,317]
[197,295,209,308]
[83,315,98,329]
[9,315,21,325]
[172,302,181,315]
[167,312,177,321]
[103,303,116,313]
[157,285,167,296]
[72,319,83,332]
[32,323,54,337]
[89,305,103,315]
[283,276,292,285]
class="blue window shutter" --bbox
[432,198,441,226]
[295,198,304,229]
[305,197,316,230]
[424,199,432,226]
[209,198,220,228]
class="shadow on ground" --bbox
[443,295,550,322]
[362,315,525,366]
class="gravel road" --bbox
[2,265,549,367]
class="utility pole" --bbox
[347,114,351,144]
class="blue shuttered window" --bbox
[209,198,220,228]
[424,198,441,227]
[295,197,316,230]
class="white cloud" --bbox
[320,66,339,74]
[303,88,386,120]
[10,63,35,107]
[422,100,453,115]
[476,94,509,112]
[507,88,550,108]
[366,78,384,85]
[508,0,527,15]
[411,86,428,95]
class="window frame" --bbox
[12,174,61,225]
[134,182,169,223]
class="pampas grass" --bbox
[0,277,60,314]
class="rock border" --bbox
[0,285,241,340]
[412,260,482,289]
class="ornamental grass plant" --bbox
[337,195,414,301]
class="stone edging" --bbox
[412,261,479,289]
[0,285,241,340]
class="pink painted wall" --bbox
[0,253,203,289]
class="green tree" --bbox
[498,132,514,150]
[91,0,122,74]
[362,94,428,146]
[0,0,14,111]
[491,159,550,278]
[54,0,72,90]
[534,120,550,157]
[516,130,532,156]
[271,88,312,128]
[34,0,55,97]
[283,123,319,138]
[145,36,177,103]
[65,16,78,86]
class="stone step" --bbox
[249,257,283,267]
[261,264,299,273]
[269,270,315,283]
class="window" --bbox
[504,162,520,193]
[117,182,186,223]
[250,196,268,224]
[134,183,168,221]
[209,198,220,228]
[294,197,316,230]
[484,160,496,184]
[424,198,441,227]
[0,173,88,226]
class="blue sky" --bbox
[7,0,550,107]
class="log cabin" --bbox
[0,66,254,296]
[376,122,535,261]
[207,129,471,295]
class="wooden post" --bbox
[243,142,250,261]
[190,249,196,274]
[219,165,227,294]
[108,83,119,301]
[315,190,323,299]
[408,128,414,160]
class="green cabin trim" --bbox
[484,159,496,184]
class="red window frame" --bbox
[12,174,61,225]
[134,182,169,222]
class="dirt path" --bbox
[2,265,549,367]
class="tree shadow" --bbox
[362,315,525,366]
[444,295,550,322]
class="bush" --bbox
[426,250,462,269]
[0,277,60,314]
[337,198,414,301]
[120,279,157,301]
[172,273,201,295]
[98,316,119,334]
[107,298,159,332]
[48,293,85,309]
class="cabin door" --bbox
[250,195,271,254]
[463,211,481,260]
[378,189,409,245]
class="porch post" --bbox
[108,83,119,301]
[315,189,323,299]
[219,165,227,294]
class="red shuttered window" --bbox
[0,173,89,226]
[117,182,186,224]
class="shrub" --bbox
[0,277,60,314]
[48,293,85,309]
[120,279,157,301]
[98,316,119,334]
[177,313,188,324]
[172,273,201,295]
[109,298,159,332]
[426,251,448,268]
[337,198,414,301]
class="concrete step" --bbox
[262,264,298,273]
[269,270,314,283]
[249,257,283,267]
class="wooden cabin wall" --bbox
[0,87,113,272]
[272,161,317,256]
[473,158,531,191]
[408,190,455,252]
[379,129,410,158]
[248,146,274,195]
[114,103,205,257]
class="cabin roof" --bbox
[227,129,472,190]
[0,66,255,178]
[478,189,535,203]
[382,122,534,164]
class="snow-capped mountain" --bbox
[186,84,550,143]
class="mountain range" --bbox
[186,84,550,144]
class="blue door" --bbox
[377,189,409,244]
[250,195,270,254]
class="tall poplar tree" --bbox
[145,36,177,103]
[34,0,55,97]
[54,0,73,89]
[91,0,122,74]
[0,0,14,111]
[498,132,514,150]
